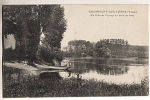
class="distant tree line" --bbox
[3,5,66,65]
[63,40,94,57]
[62,39,148,58]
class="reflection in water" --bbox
[59,58,148,85]
[3,59,149,97]
[68,60,129,75]
[3,58,148,86]
[39,72,62,80]
[95,65,129,75]
[68,71,71,77]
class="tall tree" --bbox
[94,41,111,57]
[39,5,66,64]
[3,5,66,65]
[41,5,66,49]
[67,40,94,57]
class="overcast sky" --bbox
[61,5,148,48]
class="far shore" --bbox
[65,56,148,61]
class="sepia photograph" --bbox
[2,4,149,97]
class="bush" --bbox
[38,46,63,65]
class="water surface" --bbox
[59,58,148,85]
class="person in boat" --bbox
[61,58,71,67]
[52,57,60,67]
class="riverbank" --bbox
[69,56,148,61]
[3,62,69,73]
[3,77,148,97]
[3,66,149,97]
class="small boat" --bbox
[35,63,71,70]
[40,69,69,74]
[41,66,71,70]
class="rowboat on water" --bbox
[35,63,71,70]
[35,58,71,70]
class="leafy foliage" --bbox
[63,39,131,58]
[3,5,66,64]
[39,5,66,64]
[65,40,94,57]
[41,5,66,49]
[38,46,63,65]
[94,41,111,57]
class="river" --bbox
[3,57,149,97]
[59,58,148,85]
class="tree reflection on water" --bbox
[69,59,129,75]
[39,72,62,80]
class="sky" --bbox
[61,5,148,48]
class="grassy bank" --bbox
[3,73,149,97]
